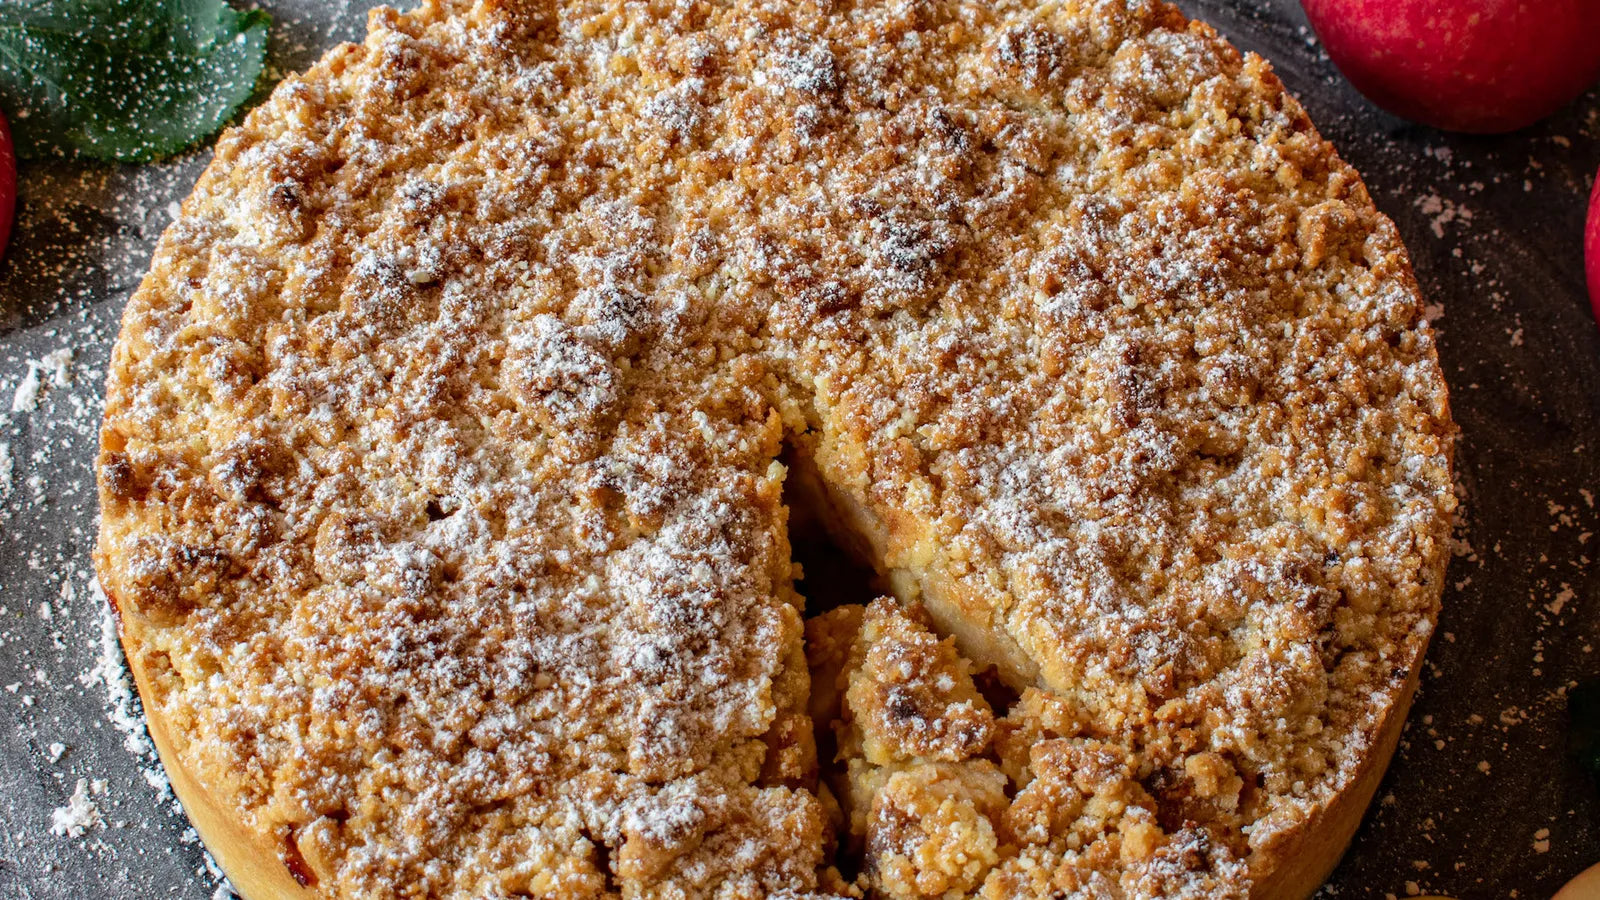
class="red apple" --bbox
[1588,165,1599,328]
[1299,0,1600,133]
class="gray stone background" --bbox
[0,1,1594,896]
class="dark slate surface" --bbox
[0,1,1594,897]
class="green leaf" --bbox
[0,0,271,163]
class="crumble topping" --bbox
[95,0,1454,896]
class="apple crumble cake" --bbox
[94,0,1454,897]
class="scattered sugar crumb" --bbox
[50,778,103,838]
[11,347,74,414]
[1416,194,1472,238]
[1546,584,1574,616]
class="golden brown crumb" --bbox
[844,600,995,766]
[806,605,867,733]
[864,762,1009,900]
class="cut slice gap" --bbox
[972,665,1022,722]
[789,528,882,617]
[782,443,883,617]
[787,437,1019,892]
[783,437,1042,691]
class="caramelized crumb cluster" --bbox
[95,0,1453,897]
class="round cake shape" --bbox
[95,0,1455,897]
